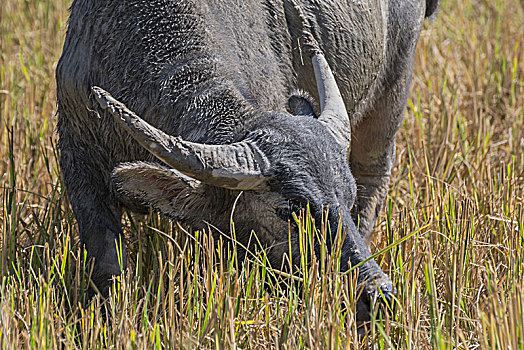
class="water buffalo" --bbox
[56,0,438,321]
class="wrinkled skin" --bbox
[56,0,438,321]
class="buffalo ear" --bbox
[113,162,202,220]
[288,90,318,118]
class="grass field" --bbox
[1,0,523,348]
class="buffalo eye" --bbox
[276,199,304,221]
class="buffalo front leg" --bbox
[349,125,396,240]
[59,146,126,296]
[349,0,426,241]
[350,78,411,240]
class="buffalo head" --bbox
[91,45,393,322]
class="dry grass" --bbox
[1,0,523,348]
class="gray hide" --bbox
[56,0,438,321]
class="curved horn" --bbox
[92,87,270,190]
[304,32,351,149]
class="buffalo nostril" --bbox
[363,282,396,310]
[361,281,396,305]
[356,280,396,323]
[364,282,396,311]
[375,282,396,306]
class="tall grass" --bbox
[1,0,523,348]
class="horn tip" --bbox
[91,86,113,109]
